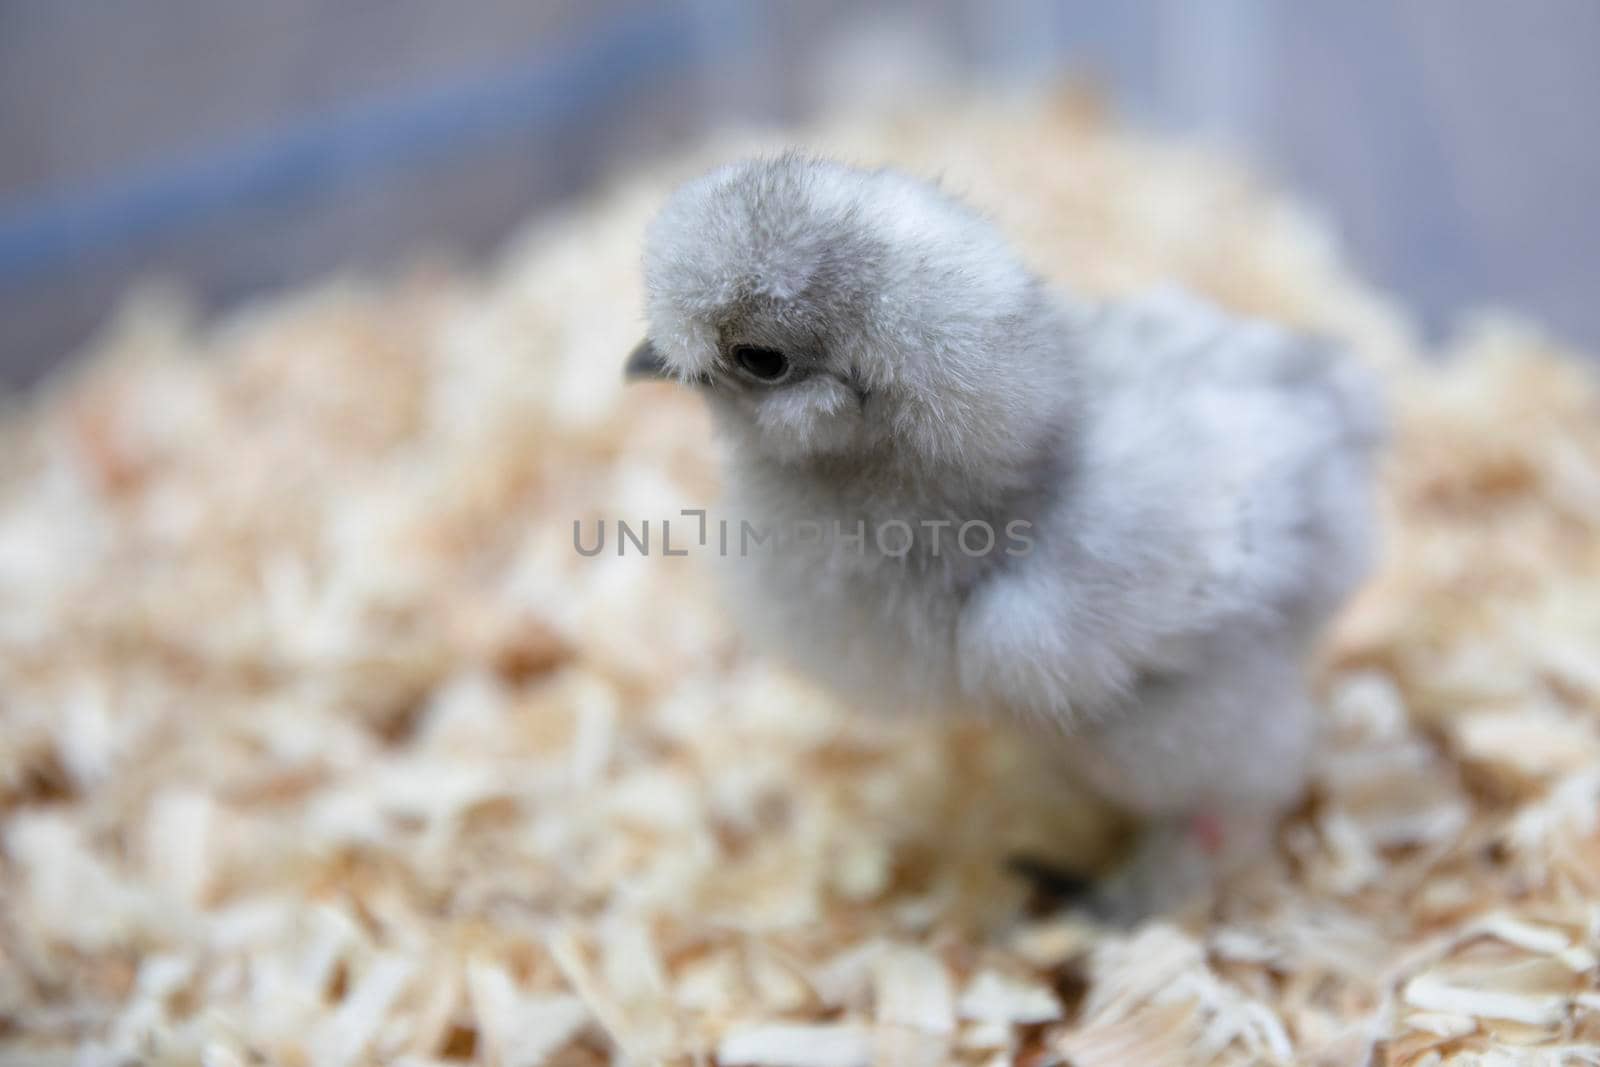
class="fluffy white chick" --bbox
[627,155,1383,920]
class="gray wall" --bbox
[2,1,1598,383]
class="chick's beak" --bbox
[624,338,672,382]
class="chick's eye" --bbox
[731,345,790,383]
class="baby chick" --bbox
[627,155,1383,920]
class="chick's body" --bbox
[634,156,1382,916]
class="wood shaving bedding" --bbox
[2,91,1599,1066]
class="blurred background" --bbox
[2,0,1597,385]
